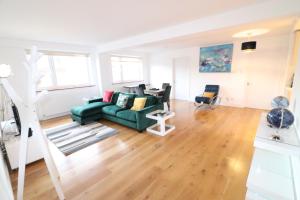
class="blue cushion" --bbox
[205,85,219,95]
[195,96,210,104]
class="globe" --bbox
[267,108,294,129]
[271,96,289,108]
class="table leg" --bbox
[160,120,165,135]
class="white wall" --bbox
[149,34,291,109]
[0,39,152,120]
[0,38,100,120]
[291,42,300,137]
[36,86,99,119]
[98,50,150,94]
[289,35,300,199]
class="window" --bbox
[30,52,91,90]
[111,56,143,84]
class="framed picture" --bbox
[199,43,233,73]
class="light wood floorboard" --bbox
[10,100,263,200]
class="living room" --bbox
[0,0,300,200]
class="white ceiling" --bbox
[0,0,267,45]
[128,17,296,53]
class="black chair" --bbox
[135,84,147,96]
[157,83,170,96]
[195,85,220,110]
[135,87,145,96]
[162,83,170,90]
[138,84,146,90]
[162,85,172,111]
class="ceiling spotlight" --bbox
[241,41,256,52]
[232,29,269,38]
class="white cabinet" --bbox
[246,113,300,200]
[247,149,295,200]
[5,133,43,170]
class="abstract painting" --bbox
[199,44,233,73]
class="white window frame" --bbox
[27,51,94,91]
[111,55,144,84]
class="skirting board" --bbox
[186,99,244,108]
[39,111,70,121]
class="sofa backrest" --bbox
[112,92,161,108]
[112,92,137,108]
[144,96,159,107]
[111,92,120,104]
[123,93,137,108]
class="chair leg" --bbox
[167,101,170,111]
[194,102,203,110]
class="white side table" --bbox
[146,110,175,136]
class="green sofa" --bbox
[71,92,163,132]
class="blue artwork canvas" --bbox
[199,44,233,73]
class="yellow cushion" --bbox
[131,97,147,111]
[203,92,215,98]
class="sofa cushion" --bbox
[124,93,137,108]
[111,92,120,104]
[116,93,129,108]
[102,105,125,116]
[195,96,210,104]
[131,97,147,111]
[203,92,215,99]
[103,90,114,102]
[116,110,137,122]
[71,102,111,117]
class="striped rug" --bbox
[45,122,117,155]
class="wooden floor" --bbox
[10,100,263,200]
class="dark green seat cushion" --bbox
[116,110,137,122]
[71,102,111,117]
[102,105,126,116]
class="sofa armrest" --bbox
[136,105,157,116]
[156,96,163,104]
[135,104,163,131]
[88,98,103,104]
